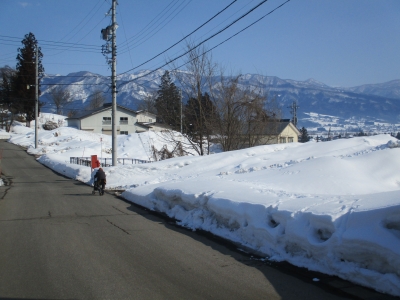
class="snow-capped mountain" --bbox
[40,70,400,126]
[344,80,400,100]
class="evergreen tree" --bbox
[299,127,310,143]
[0,66,17,131]
[396,132,400,140]
[155,71,181,131]
[13,32,44,126]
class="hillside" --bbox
[40,70,400,125]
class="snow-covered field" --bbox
[5,123,400,297]
[302,112,400,136]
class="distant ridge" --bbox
[40,70,400,124]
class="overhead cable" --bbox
[118,0,290,88]
[118,0,192,53]
[118,0,181,48]
[118,0,271,79]
[118,0,237,72]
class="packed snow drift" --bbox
[6,123,400,297]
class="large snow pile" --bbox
[8,125,400,296]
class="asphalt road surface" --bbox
[0,140,387,300]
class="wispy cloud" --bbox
[19,2,31,8]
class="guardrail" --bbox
[70,157,152,167]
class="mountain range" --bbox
[40,70,400,126]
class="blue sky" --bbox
[1,0,399,87]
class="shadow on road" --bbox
[122,198,396,300]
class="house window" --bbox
[280,137,287,143]
[288,137,294,143]
[149,119,153,122]
[102,117,111,125]
[120,131,128,135]
[120,117,128,125]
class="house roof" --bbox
[264,120,300,136]
[136,122,173,130]
[136,122,152,129]
[66,104,138,120]
[135,110,157,117]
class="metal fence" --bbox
[70,157,152,167]
[70,157,91,167]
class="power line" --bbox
[0,44,99,55]
[37,43,99,51]
[42,47,100,54]
[189,0,257,49]
[57,0,105,44]
[118,5,134,69]
[42,83,108,86]
[0,35,99,49]
[44,62,106,66]
[118,0,271,78]
[118,0,192,54]
[45,17,107,57]
[118,0,180,48]
[1,72,108,80]
[142,0,257,71]
[0,40,100,55]
[43,2,107,57]
[118,0,237,72]
[118,0,291,89]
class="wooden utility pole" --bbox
[111,0,117,166]
[101,0,118,166]
[35,44,38,149]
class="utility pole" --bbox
[111,0,117,166]
[180,89,183,134]
[101,0,118,166]
[288,101,299,127]
[35,44,39,149]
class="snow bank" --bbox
[7,123,400,296]
[121,135,400,296]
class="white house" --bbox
[66,104,169,135]
[259,119,301,145]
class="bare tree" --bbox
[171,41,218,156]
[48,86,71,115]
[211,74,281,151]
[150,130,197,161]
[86,90,105,110]
[210,75,242,151]
[243,90,280,148]
[67,108,79,118]
[157,40,282,156]
[137,90,158,114]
